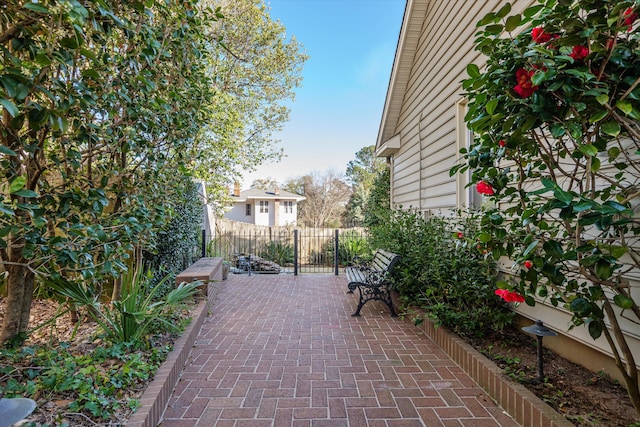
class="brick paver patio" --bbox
[159,273,520,427]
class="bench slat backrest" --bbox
[371,249,401,274]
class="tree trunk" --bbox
[0,225,36,345]
[0,263,35,345]
[602,299,640,417]
[111,276,122,302]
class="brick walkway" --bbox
[160,273,520,427]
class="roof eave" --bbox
[375,0,429,153]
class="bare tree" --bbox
[251,178,279,191]
[284,170,351,228]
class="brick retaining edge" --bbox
[404,310,574,427]
[126,298,209,427]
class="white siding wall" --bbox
[391,0,532,212]
[279,201,298,226]
[225,199,300,226]
[387,0,640,373]
[255,200,271,226]
[225,202,254,224]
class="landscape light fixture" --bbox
[522,319,558,383]
[0,396,37,427]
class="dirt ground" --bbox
[468,327,639,426]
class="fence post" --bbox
[201,229,206,259]
[248,232,252,276]
[294,229,299,276]
[334,229,339,276]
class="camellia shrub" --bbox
[368,208,514,338]
[452,0,640,414]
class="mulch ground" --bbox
[468,327,639,426]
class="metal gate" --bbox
[293,229,339,274]
[209,226,369,275]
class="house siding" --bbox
[279,201,298,226]
[255,200,271,226]
[226,202,253,223]
[379,0,640,379]
[390,0,533,213]
[224,197,301,226]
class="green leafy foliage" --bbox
[455,0,640,413]
[143,179,203,296]
[369,208,514,338]
[0,0,218,343]
[343,146,386,226]
[363,167,391,228]
[48,268,200,344]
[0,0,306,344]
[259,241,294,266]
[0,342,172,423]
[191,0,308,203]
[325,229,371,266]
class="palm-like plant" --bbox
[48,266,200,344]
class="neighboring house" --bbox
[224,186,305,227]
[375,0,639,380]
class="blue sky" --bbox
[241,0,405,188]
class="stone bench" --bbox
[175,257,224,295]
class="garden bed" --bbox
[0,296,199,426]
[468,327,638,426]
[404,304,639,426]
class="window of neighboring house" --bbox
[456,99,482,210]
[246,204,251,216]
[284,201,293,213]
[260,200,268,213]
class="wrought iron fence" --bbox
[208,223,370,275]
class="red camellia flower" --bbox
[513,68,538,98]
[498,139,506,147]
[531,26,553,43]
[569,45,589,61]
[476,181,495,196]
[495,289,526,303]
[524,260,533,269]
[624,7,638,29]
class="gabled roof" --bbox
[376,0,429,156]
[230,188,306,203]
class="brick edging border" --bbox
[126,298,209,427]
[406,313,574,427]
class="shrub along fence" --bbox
[209,219,369,274]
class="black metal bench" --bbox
[345,249,401,317]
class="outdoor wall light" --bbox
[0,396,37,427]
[522,319,558,383]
